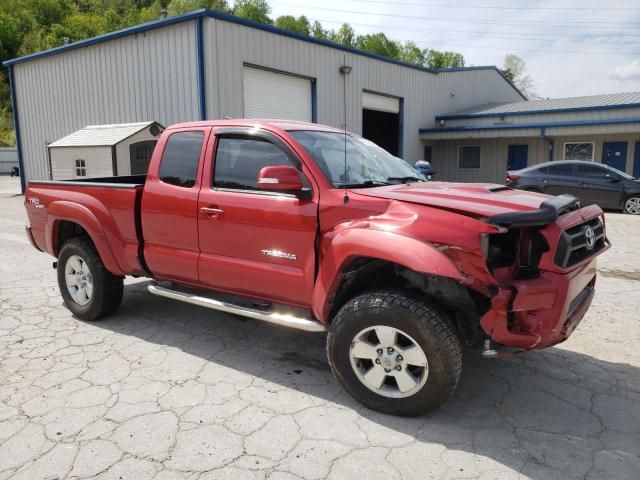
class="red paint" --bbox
[24,120,608,351]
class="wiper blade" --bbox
[340,180,391,188]
[387,176,424,183]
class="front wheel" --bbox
[327,290,462,416]
[57,238,123,321]
[624,196,640,215]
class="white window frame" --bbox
[563,141,595,162]
[75,159,86,177]
[457,145,481,170]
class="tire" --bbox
[623,195,640,215]
[57,238,123,321]
[327,290,462,416]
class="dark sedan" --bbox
[506,160,640,215]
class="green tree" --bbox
[503,54,536,98]
[274,15,309,35]
[167,0,230,16]
[233,0,271,24]
[355,32,400,59]
[330,23,355,48]
[310,20,329,39]
[398,41,426,66]
[425,50,464,69]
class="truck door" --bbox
[197,128,319,306]
[141,127,211,283]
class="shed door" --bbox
[507,145,528,171]
[243,67,312,121]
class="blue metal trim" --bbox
[195,17,206,120]
[398,97,404,158]
[8,66,26,193]
[310,79,317,123]
[437,65,526,101]
[420,116,640,134]
[437,102,640,121]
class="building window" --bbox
[75,159,86,177]
[564,142,594,161]
[159,131,205,188]
[458,145,481,169]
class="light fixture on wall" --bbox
[339,65,353,75]
[439,119,446,127]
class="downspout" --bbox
[540,127,553,162]
[195,16,206,120]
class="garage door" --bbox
[362,91,400,114]
[243,67,312,121]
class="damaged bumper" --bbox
[480,257,598,350]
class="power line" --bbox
[270,1,640,29]
[329,0,640,12]
[315,17,640,44]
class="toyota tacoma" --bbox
[24,120,609,416]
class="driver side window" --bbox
[213,137,298,190]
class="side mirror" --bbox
[605,173,620,183]
[257,165,304,192]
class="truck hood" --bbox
[355,182,548,218]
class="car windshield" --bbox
[602,163,635,180]
[289,130,424,187]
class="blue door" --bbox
[634,142,640,178]
[602,141,627,172]
[507,145,528,171]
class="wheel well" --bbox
[329,257,490,346]
[56,220,90,255]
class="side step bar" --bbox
[147,284,326,333]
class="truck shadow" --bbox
[93,281,639,479]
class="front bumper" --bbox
[480,257,598,350]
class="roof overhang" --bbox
[420,117,640,140]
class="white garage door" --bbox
[362,91,400,114]
[243,66,312,122]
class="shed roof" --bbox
[437,91,640,119]
[49,122,158,147]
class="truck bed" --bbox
[25,176,147,276]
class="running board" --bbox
[147,284,326,333]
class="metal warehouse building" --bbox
[4,9,525,192]
[421,92,640,183]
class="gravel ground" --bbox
[1,175,639,480]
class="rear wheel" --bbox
[624,196,640,215]
[327,290,462,416]
[57,238,123,321]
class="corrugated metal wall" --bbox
[430,137,549,184]
[430,132,640,184]
[13,14,524,182]
[202,17,523,162]
[13,22,199,182]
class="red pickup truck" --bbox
[25,120,608,416]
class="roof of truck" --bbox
[167,119,345,133]
[49,121,164,147]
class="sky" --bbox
[267,0,640,99]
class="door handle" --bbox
[200,206,224,217]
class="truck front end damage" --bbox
[478,198,608,350]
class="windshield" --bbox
[289,130,424,187]
[603,163,635,180]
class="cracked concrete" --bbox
[1,176,639,479]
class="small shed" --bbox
[48,121,164,180]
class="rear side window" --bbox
[159,131,205,188]
[213,137,296,190]
[577,163,607,178]
[548,163,574,176]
